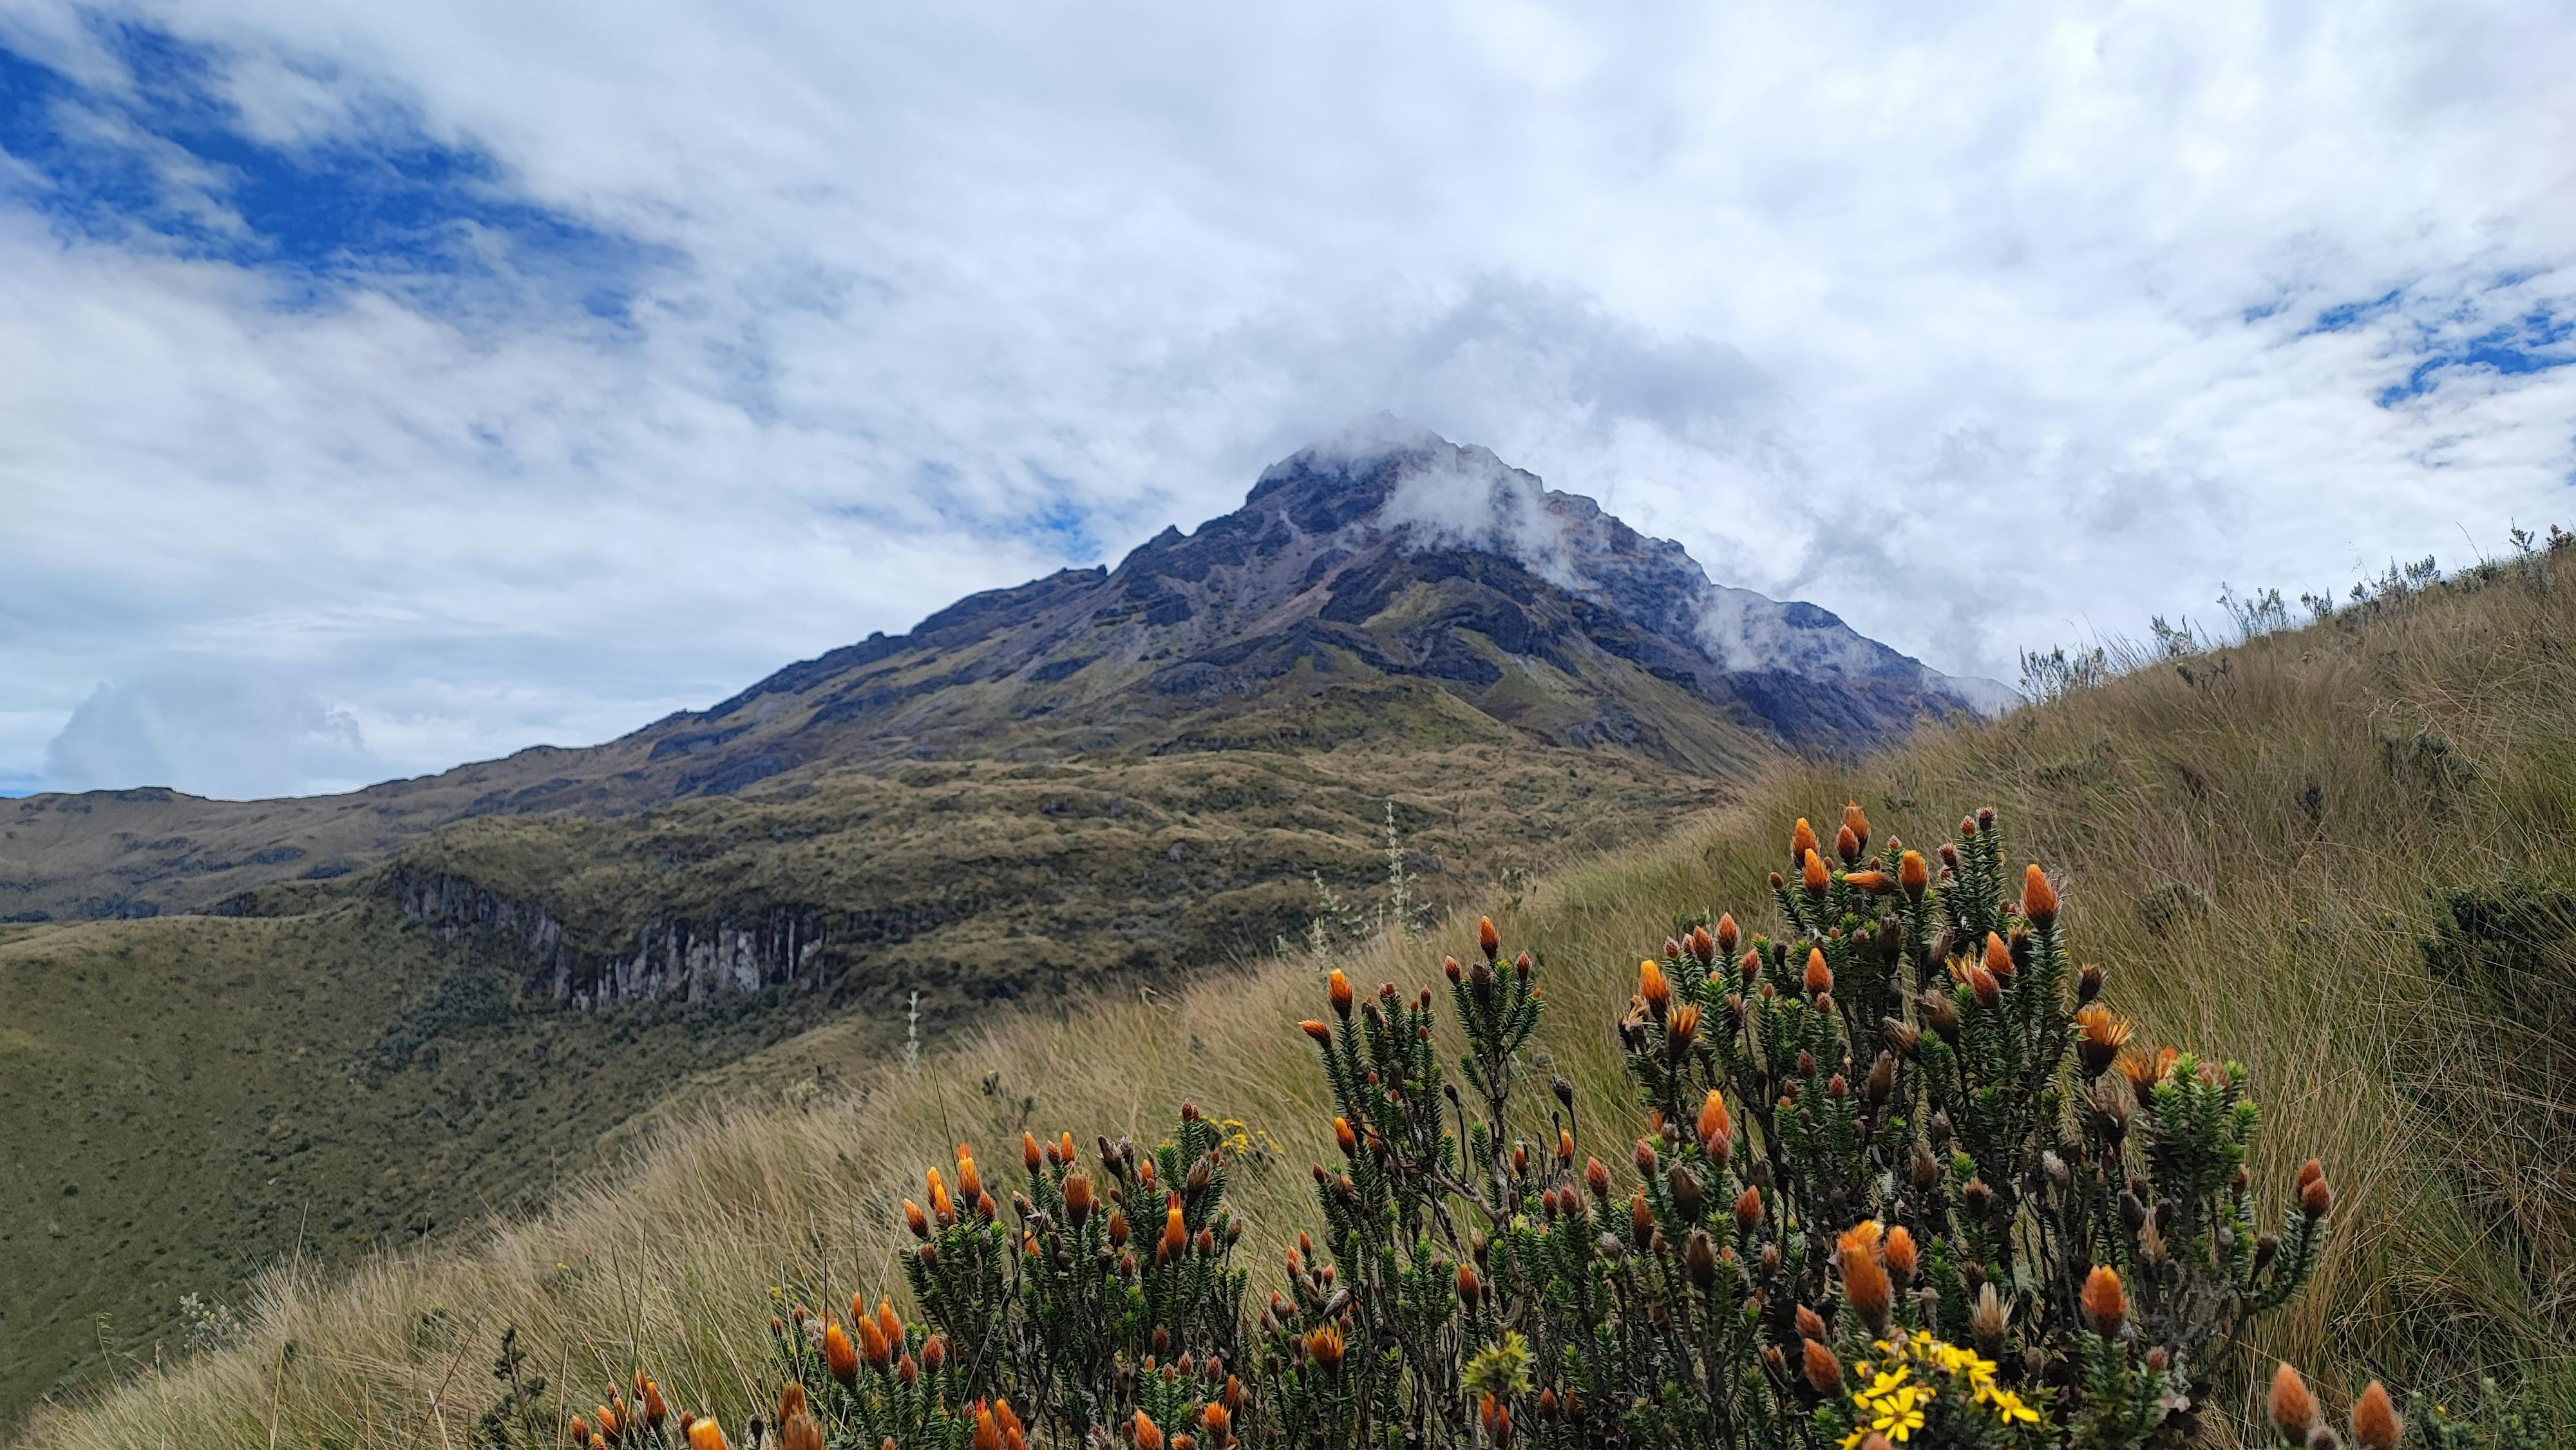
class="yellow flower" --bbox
[1863,1366,1911,1400]
[1985,1388,2040,1426]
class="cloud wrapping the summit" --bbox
[3,2,2573,796]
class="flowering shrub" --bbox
[601,806,2428,1449]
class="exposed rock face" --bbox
[390,870,829,1009]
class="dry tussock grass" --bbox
[24,561,2576,1447]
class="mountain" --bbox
[0,420,2008,1420]
[1,420,1998,928]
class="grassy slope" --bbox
[0,730,1727,1427]
[23,561,2576,1447]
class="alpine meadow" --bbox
[14,523,2575,1449]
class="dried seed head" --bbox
[1969,1282,2008,1351]
[1685,1229,1719,1288]
[2269,1364,2320,1440]
[1667,1163,1703,1221]
[2350,1382,2401,1450]
[2078,962,2107,1003]
[2080,1265,2128,1339]
[2022,865,2059,926]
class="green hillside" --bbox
[19,548,2575,1446]
[0,731,1725,1423]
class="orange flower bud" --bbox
[854,1312,889,1369]
[1842,870,1893,893]
[1160,1192,1188,1262]
[1733,1185,1763,1232]
[1837,1221,1893,1335]
[2351,1380,2401,1450]
[1803,948,1832,996]
[688,1418,728,1450]
[1801,1338,1842,1392]
[2300,1170,2333,1220]
[1333,1116,1357,1154]
[1842,801,1870,851]
[876,1300,904,1359]
[1715,912,1739,957]
[1327,969,1353,1019]
[780,1411,823,1450]
[1022,1131,1041,1172]
[1982,931,2012,977]
[1629,1188,1654,1248]
[1791,817,1818,867]
[2268,1363,2318,1440]
[1882,1225,1917,1284]
[1065,1171,1094,1225]
[1638,958,1671,1013]
[927,1167,954,1225]
[824,1321,859,1386]
[923,1333,949,1373]
[1898,849,1928,899]
[1801,849,1830,894]
[1557,1126,1573,1163]
[2080,1265,2128,1338]
[1586,1156,1611,1198]
[1479,916,1501,962]
[2022,864,2058,926]
[1835,822,1861,865]
[1457,1261,1482,1308]
[1696,1090,1730,1157]
[1299,1020,1332,1045]
[973,1402,1003,1450]
[956,1147,983,1203]
[1967,963,2001,1009]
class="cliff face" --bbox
[390,869,830,1009]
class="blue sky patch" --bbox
[0,18,671,320]
[2378,304,2575,406]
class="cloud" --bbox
[3,2,2575,795]
[42,663,380,798]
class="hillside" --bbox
[19,543,2574,1447]
[0,424,2029,1421]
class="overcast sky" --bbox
[3,3,2571,799]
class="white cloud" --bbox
[42,663,379,798]
[3,1,2573,795]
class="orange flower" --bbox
[1557,1126,1573,1163]
[688,1419,729,1450]
[972,1402,1003,1450]
[876,1300,904,1361]
[2268,1364,2318,1440]
[1899,849,1929,899]
[1022,1131,1042,1172]
[1733,1185,1763,1232]
[1457,1261,1482,1308]
[779,1410,823,1450]
[1801,849,1831,894]
[1059,1130,1077,1164]
[1837,1221,1893,1334]
[2299,1161,2333,1219]
[1842,801,1870,853]
[1714,911,1739,957]
[1479,1393,1513,1447]
[1160,1192,1188,1262]
[1696,1089,1730,1157]
[1801,1337,1842,1392]
[2351,1380,2401,1450]
[1201,1401,1232,1439]
[2073,1003,2131,1078]
[1064,1171,1094,1226]
[1586,1156,1611,1198]
[1666,1003,1701,1056]
[1843,870,1893,893]
[927,1167,954,1224]
[1803,948,1833,996]
[1629,1188,1655,1248]
[1305,1323,1345,1366]
[1791,817,1818,867]
[1982,931,2013,977]
[2080,1265,2128,1338]
[1835,822,1862,865]
[1333,1116,1358,1155]
[823,1321,858,1387]
[854,1312,889,1370]
[2118,1046,2178,1097]
[2022,864,2059,926]
[1967,963,2002,1009]
[1882,1225,1918,1284]
[1327,969,1353,1019]
[1299,1020,1332,1045]
[1639,958,1671,1014]
[1479,916,1501,962]
[956,1146,983,1203]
